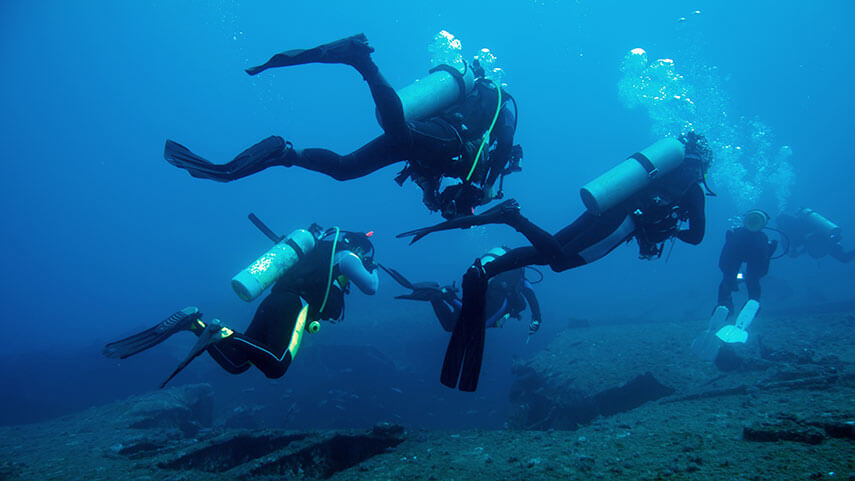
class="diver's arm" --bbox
[676,184,705,245]
[830,243,855,263]
[483,106,516,192]
[335,251,379,295]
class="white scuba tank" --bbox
[800,208,842,240]
[580,138,686,216]
[231,229,316,302]
[384,64,475,124]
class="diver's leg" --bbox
[483,246,547,278]
[245,34,407,142]
[716,280,735,314]
[717,248,740,312]
[541,210,634,272]
[481,209,627,273]
[208,292,303,379]
[744,254,769,301]
[430,297,461,332]
[290,134,405,180]
[829,243,855,263]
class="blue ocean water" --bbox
[1,0,853,429]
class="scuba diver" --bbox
[398,132,713,391]
[708,210,778,346]
[716,210,778,315]
[776,208,854,263]
[103,221,379,387]
[380,247,543,336]
[164,33,521,220]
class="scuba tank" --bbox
[378,63,475,125]
[580,138,686,216]
[231,229,317,302]
[800,208,842,241]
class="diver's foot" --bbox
[246,33,375,76]
[478,199,522,224]
[462,262,489,300]
[281,141,296,167]
[160,319,234,389]
[325,33,374,67]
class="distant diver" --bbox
[399,132,714,391]
[776,208,854,263]
[164,33,521,220]
[103,219,378,387]
[716,210,778,315]
[707,210,779,346]
[381,247,543,335]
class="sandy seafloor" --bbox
[1,309,853,481]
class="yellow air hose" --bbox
[465,79,503,182]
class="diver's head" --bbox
[743,209,770,232]
[680,131,713,178]
[339,230,375,260]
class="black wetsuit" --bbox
[208,240,374,378]
[481,172,706,278]
[716,227,775,313]
[429,269,542,332]
[776,213,854,263]
[165,34,516,219]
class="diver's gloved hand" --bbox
[768,239,779,257]
[528,319,541,334]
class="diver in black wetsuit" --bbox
[716,210,777,314]
[381,247,543,335]
[400,132,713,391]
[164,34,520,220]
[776,209,854,263]
[103,226,379,387]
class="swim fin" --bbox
[103,307,202,359]
[379,264,453,301]
[245,33,374,76]
[397,199,520,244]
[160,320,234,389]
[164,136,290,182]
[440,261,488,391]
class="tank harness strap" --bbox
[429,64,469,104]
[629,152,659,179]
[285,238,307,259]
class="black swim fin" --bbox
[379,264,451,301]
[440,262,488,391]
[164,136,289,182]
[160,321,233,389]
[103,307,202,359]
[378,264,415,290]
[397,199,521,244]
[246,33,374,76]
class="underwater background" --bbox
[1,0,853,432]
